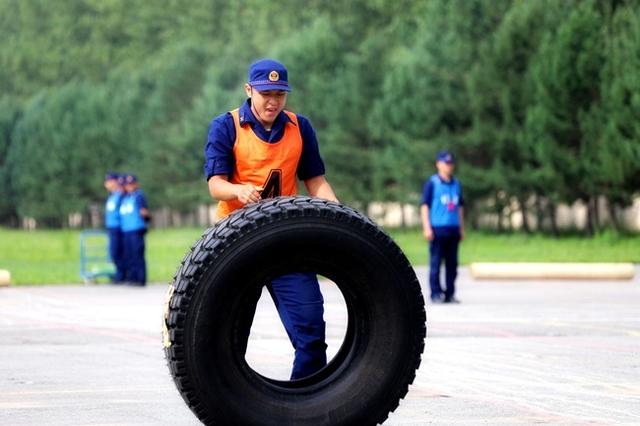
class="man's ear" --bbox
[244,84,252,98]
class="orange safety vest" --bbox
[216,108,303,219]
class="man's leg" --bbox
[137,230,147,285]
[429,237,444,301]
[108,228,125,283]
[443,234,460,301]
[268,272,327,380]
[128,230,146,285]
[121,231,132,282]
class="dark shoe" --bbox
[444,296,460,304]
[431,294,445,304]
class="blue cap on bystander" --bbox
[124,174,138,184]
[436,150,455,164]
[105,172,120,181]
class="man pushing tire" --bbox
[163,59,426,425]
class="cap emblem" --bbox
[268,71,279,81]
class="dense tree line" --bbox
[1,0,638,232]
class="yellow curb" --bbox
[469,262,635,280]
[0,269,10,287]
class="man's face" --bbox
[104,179,117,191]
[245,84,287,126]
[436,160,455,177]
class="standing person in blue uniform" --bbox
[421,150,464,304]
[119,174,151,286]
[204,58,338,380]
[104,172,125,283]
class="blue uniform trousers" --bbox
[268,272,327,380]
[107,227,125,282]
[122,230,146,285]
[429,231,460,300]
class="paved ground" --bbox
[1,267,639,425]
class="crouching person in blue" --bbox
[104,173,126,283]
[120,174,151,286]
[421,150,464,304]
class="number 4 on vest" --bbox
[260,169,282,199]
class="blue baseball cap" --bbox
[436,150,455,164]
[248,59,291,92]
[105,172,120,181]
[124,174,138,184]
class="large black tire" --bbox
[163,196,426,425]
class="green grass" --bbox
[0,227,204,286]
[392,229,640,265]
[1,227,638,285]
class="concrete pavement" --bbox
[1,267,639,425]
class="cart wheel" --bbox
[163,196,426,426]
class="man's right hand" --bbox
[235,184,261,205]
[423,227,434,241]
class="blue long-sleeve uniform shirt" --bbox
[105,191,123,229]
[421,174,464,235]
[119,189,148,232]
[204,99,325,181]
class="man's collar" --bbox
[437,173,453,183]
[238,99,294,127]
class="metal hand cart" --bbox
[79,229,115,284]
